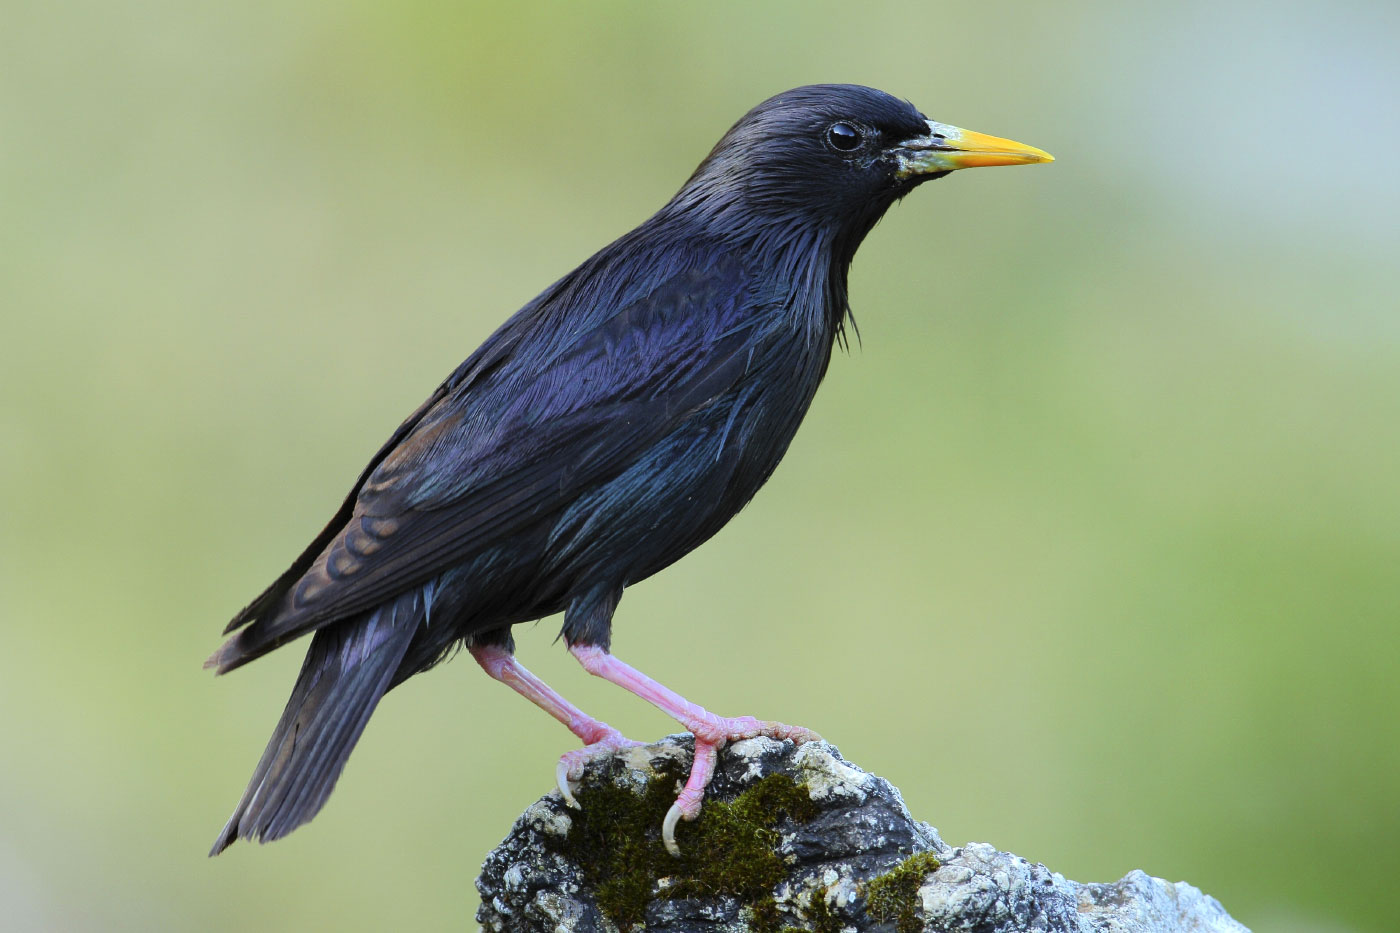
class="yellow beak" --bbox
[895,121,1054,177]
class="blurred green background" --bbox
[3,0,1397,930]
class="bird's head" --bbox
[669,84,1052,246]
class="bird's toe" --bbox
[554,730,645,808]
[555,758,582,809]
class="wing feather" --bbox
[212,254,761,671]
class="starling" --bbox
[208,84,1052,856]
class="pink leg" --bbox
[570,644,819,855]
[470,645,642,807]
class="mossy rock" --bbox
[864,851,942,933]
[549,752,822,932]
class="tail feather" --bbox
[209,591,424,856]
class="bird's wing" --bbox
[213,255,766,670]
[215,295,537,641]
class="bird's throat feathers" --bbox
[655,168,903,352]
[750,220,861,349]
[649,206,868,353]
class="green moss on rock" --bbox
[864,850,942,933]
[550,756,819,931]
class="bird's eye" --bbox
[827,122,863,152]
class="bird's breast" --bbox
[542,310,836,591]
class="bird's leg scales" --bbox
[569,644,819,856]
[469,645,642,807]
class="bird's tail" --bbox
[208,589,425,856]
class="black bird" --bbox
[208,84,1051,856]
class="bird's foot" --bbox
[555,727,646,808]
[566,645,820,856]
[662,717,820,857]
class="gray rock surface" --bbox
[477,735,1248,933]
